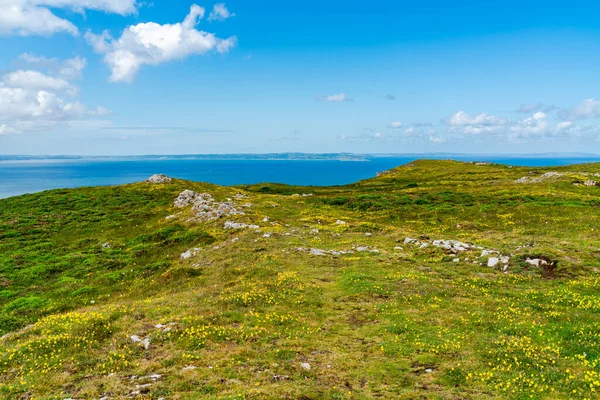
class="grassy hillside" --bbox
[1,160,600,399]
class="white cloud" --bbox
[556,121,574,130]
[570,98,600,119]
[208,3,235,21]
[443,111,508,135]
[374,132,384,139]
[429,136,446,144]
[444,111,508,127]
[86,4,237,83]
[0,54,109,134]
[388,121,402,129]
[19,54,87,79]
[509,112,549,141]
[2,70,76,94]
[318,93,352,102]
[0,0,137,36]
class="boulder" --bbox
[147,174,172,184]
[487,257,500,268]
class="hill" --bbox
[1,160,600,399]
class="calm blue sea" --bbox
[1,156,599,199]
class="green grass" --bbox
[1,160,600,399]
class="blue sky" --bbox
[1,1,600,155]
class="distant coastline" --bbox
[1,152,599,163]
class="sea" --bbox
[1,155,599,199]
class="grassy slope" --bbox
[1,160,600,399]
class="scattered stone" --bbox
[224,221,260,230]
[310,229,320,234]
[356,246,379,253]
[155,323,175,332]
[147,174,172,184]
[182,365,197,371]
[487,257,500,268]
[452,258,460,263]
[140,374,162,382]
[525,258,549,267]
[394,246,403,250]
[404,238,418,244]
[102,242,111,249]
[130,335,150,349]
[300,362,311,371]
[180,248,202,259]
[233,193,248,200]
[165,214,176,220]
[263,233,272,238]
[365,232,373,236]
[296,247,354,256]
[425,368,434,373]
[272,375,290,381]
[263,216,270,222]
[584,180,599,187]
[431,239,481,252]
[336,220,347,225]
[516,172,563,184]
[419,242,429,249]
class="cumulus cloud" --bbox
[444,111,508,127]
[208,3,235,21]
[318,93,352,102]
[569,98,600,119]
[0,54,109,134]
[387,121,402,129]
[85,4,238,83]
[0,0,137,36]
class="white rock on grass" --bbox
[487,257,500,268]
[181,248,202,259]
[526,258,549,267]
[130,335,150,349]
[335,220,347,225]
[147,174,172,184]
[300,362,311,371]
[224,221,260,230]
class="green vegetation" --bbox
[1,160,600,399]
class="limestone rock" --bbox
[147,174,172,184]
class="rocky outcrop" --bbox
[515,172,563,184]
[147,174,172,184]
[174,190,245,221]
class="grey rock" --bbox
[300,362,311,371]
[487,257,500,268]
[224,221,260,230]
[147,174,172,184]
